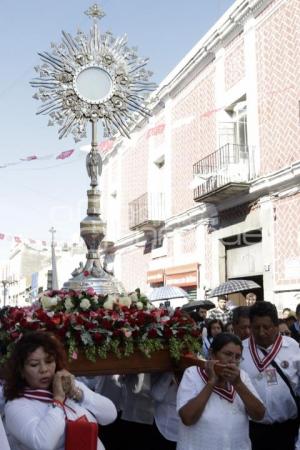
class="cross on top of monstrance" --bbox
[30,4,156,294]
[84,4,106,21]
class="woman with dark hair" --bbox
[202,319,224,358]
[3,331,117,450]
[176,333,265,450]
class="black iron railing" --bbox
[193,144,252,199]
[129,192,165,229]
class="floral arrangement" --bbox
[0,288,201,364]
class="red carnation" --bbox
[163,327,173,338]
[93,332,104,344]
[148,328,158,338]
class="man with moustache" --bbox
[241,301,300,450]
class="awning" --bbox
[147,269,164,284]
[165,263,198,287]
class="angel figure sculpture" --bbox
[86,150,102,187]
[71,261,84,277]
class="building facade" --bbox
[99,0,300,310]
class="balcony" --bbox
[193,144,252,204]
[129,193,165,231]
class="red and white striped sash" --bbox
[249,334,282,372]
[22,388,75,413]
[23,388,53,402]
[197,367,235,403]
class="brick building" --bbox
[99,0,300,310]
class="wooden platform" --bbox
[66,350,206,376]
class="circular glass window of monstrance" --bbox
[74,66,113,104]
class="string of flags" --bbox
[0,140,114,170]
[0,232,84,251]
[0,80,295,169]
[0,149,75,169]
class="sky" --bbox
[0,0,234,260]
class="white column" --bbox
[244,17,260,177]
[164,97,173,218]
[214,47,226,148]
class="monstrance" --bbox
[31,4,156,294]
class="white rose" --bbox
[41,295,55,310]
[51,296,59,306]
[136,301,144,310]
[64,298,74,311]
[103,298,114,310]
[108,294,118,303]
[130,293,138,302]
[80,298,91,311]
[147,303,155,310]
[119,296,132,307]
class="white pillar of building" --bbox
[244,17,260,178]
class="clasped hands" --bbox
[205,360,241,387]
[52,369,82,402]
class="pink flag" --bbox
[200,106,224,118]
[0,233,4,240]
[98,140,114,153]
[20,155,38,161]
[14,236,22,243]
[56,149,74,160]
[146,123,165,138]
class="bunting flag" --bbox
[80,139,115,155]
[56,149,74,160]
[0,231,84,251]
[20,155,38,161]
[147,123,165,138]
[0,148,75,169]
[98,140,114,153]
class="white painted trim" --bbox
[273,284,300,292]
[250,161,300,193]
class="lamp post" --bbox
[49,226,58,290]
[30,3,155,295]
[1,278,16,307]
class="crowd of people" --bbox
[1,296,300,450]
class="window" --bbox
[218,97,248,148]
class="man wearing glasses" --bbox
[241,301,300,450]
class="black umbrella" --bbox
[182,299,215,312]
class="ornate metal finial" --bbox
[84,4,105,21]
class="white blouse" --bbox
[0,415,11,450]
[176,366,261,450]
[151,372,179,442]
[4,381,117,450]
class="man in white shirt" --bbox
[241,301,300,450]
